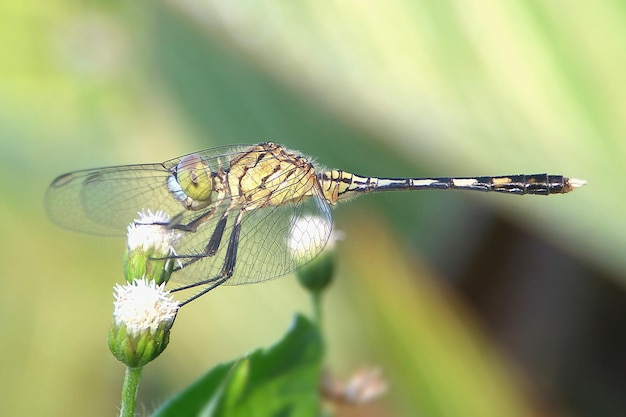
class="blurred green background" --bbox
[1,1,625,416]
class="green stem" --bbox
[311,291,323,328]
[119,366,143,417]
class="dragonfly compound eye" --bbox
[176,154,213,204]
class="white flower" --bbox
[113,278,179,336]
[288,215,338,262]
[126,209,183,255]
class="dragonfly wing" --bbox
[231,193,332,285]
[45,145,255,235]
[169,187,333,288]
[45,164,181,235]
[46,143,334,288]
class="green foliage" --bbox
[152,315,323,417]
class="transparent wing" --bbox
[45,164,178,235]
[46,143,333,286]
[169,189,332,287]
[44,145,250,235]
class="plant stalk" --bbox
[120,366,143,417]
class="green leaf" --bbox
[152,315,323,417]
[151,361,234,417]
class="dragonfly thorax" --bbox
[226,142,318,210]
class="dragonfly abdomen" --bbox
[401,174,584,195]
[319,171,585,203]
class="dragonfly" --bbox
[45,142,586,304]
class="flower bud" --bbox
[124,210,183,285]
[108,279,179,367]
[289,215,339,294]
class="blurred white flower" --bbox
[288,214,337,262]
[322,367,388,405]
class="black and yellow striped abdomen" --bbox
[318,170,585,205]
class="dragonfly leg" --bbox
[176,275,232,307]
[204,214,228,256]
[168,210,229,272]
[168,206,218,233]
[144,207,216,237]
[172,210,243,307]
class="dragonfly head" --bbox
[170,154,214,210]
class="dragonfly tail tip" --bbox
[568,178,588,189]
